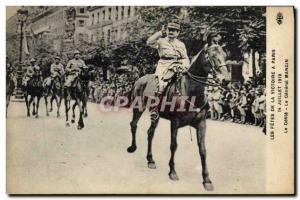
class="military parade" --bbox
[6,6,268,193]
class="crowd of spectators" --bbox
[204,78,266,130]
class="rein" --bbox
[186,46,225,87]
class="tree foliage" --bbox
[84,6,266,74]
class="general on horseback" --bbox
[63,50,88,129]
[146,19,190,120]
[127,18,230,191]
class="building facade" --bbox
[86,6,139,44]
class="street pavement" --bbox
[7,101,266,194]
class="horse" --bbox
[43,75,64,117]
[6,71,15,116]
[24,75,44,118]
[127,43,230,191]
[70,67,90,124]
[64,71,86,130]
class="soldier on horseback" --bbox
[44,55,65,93]
[22,58,42,87]
[146,18,190,119]
[64,50,88,97]
[64,50,88,90]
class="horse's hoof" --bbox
[66,123,70,127]
[127,145,137,153]
[35,115,39,119]
[77,125,83,130]
[57,113,60,118]
[71,119,75,123]
[49,109,52,112]
[148,162,156,169]
[46,113,49,116]
[27,114,30,117]
[169,171,179,181]
[203,182,214,191]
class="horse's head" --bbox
[205,44,230,83]
[188,43,230,85]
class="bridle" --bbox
[186,44,227,86]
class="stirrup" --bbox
[150,110,159,121]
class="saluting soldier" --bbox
[146,18,190,119]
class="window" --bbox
[78,20,85,27]
[78,33,84,41]
[127,7,131,17]
[97,12,100,23]
[79,7,85,13]
[108,8,112,20]
[92,14,94,25]
[115,7,119,20]
[102,10,105,20]
[121,6,124,19]
[107,29,111,42]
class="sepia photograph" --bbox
[5,5,294,194]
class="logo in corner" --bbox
[276,12,283,25]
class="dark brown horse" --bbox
[24,75,44,118]
[44,75,64,117]
[64,72,85,130]
[127,44,229,191]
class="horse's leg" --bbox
[127,108,145,153]
[28,96,34,116]
[49,95,54,112]
[6,94,10,117]
[196,119,213,191]
[32,97,36,115]
[65,97,70,127]
[76,99,84,130]
[57,95,62,118]
[45,95,49,116]
[71,101,77,123]
[35,96,41,118]
[25,94,30,117]
[83,98,88,118]
[146,117,159,169]
[169,120,179,181]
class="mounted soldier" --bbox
[22,58,42,87]
[146,18,190,119]
[44,55,65,93]
[64,50,88,90]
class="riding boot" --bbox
[150,91,162,122]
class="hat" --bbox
[30,58,36,62]
[74,50,80,55]
[167,22,180,30]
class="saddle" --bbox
[161,62,185,96]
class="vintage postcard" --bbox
[6,6,294,194]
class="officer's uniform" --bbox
[23,60,41,86]
[147,23,190,93]
[45,61,65,87]
[64,57,87,87]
